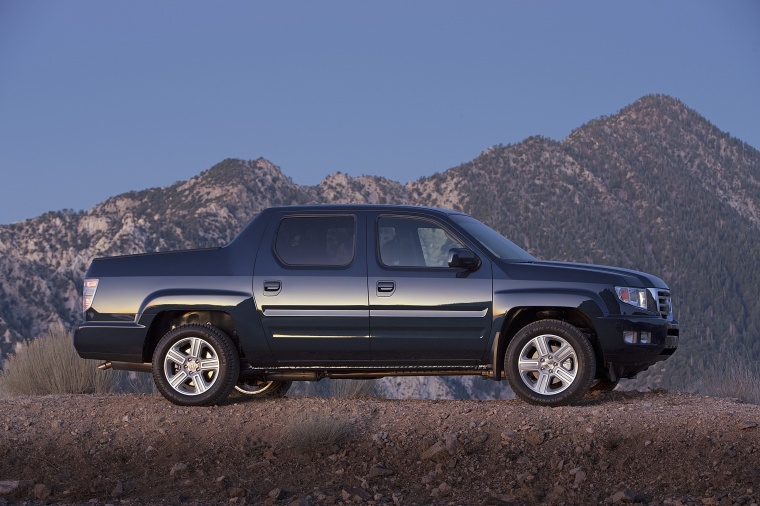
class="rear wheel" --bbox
[233,378,291,398]
[505,319,596,407]
[152,324,239,406]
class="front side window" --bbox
[378,216,464,268]
[275,216,355,266]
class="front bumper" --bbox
[594,315,679,377]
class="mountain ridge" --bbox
[2,94,759,395]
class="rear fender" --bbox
[136,289,275,365]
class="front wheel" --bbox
[152,324,240,406]
[505,319,596,407]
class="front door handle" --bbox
[263,280,281,295]
[377,280,395,296]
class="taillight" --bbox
[83,278,99,315]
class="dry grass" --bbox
[0,325,122,395]
[286,407,353,453]
[688,361,760,405]
[328,379,376,398]
[289,378,378,399]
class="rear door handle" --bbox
[263,280,281,295]
[377,281,395,296]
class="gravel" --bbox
[1,390,759,505]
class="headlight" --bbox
[615,287,648,310]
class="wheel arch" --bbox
[492,306,604,381]
[141,309,239,363]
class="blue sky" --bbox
[1,1,758,224]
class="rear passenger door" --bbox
[253,211,370,364]
[368,212,493,364]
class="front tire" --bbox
[505,319,596,407]
[152,324,239,406]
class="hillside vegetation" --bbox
[1,94,758,396]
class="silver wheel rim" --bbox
[517,333,578,395]
[234,379,278,395]
[163,336,220,396]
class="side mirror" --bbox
[448,248,481,270]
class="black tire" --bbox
[232,378,291,398]
[152,324,240,406]
[505,319,596,407]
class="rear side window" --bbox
[275,216,355,266]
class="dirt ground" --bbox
[1,390,759,506]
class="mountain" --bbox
[1,95,758,396]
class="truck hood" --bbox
[497,259,669,289]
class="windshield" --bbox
[450,214,536,262]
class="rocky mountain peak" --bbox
[1,95,759,396]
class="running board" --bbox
[239,366,492,382]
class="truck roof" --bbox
[263,204,463,215]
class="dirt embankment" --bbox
[1,391,759,506]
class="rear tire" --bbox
[152,324,239,406]
[505,319,596,407]
[233,378,291,398]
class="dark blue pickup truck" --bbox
[74,205,679,406]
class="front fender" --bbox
[487,288,607,380]
[493,288,607,321]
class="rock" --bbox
[551,485,566,498]
[500,429,517,441]
[32,483,51,501]
[228,487,246,498]
[443,432,458,452]
[269,488,286,500]
[0,481,34,495]
[368,465,395,478]
[112,481,124,497]
[474,433,489,444]
[421,441,448,460]
[51,420,63,432]
[611,489,637,503]
[573,469,587,486]
[525,430,545,446]
[169,462,189,476]
[342,487,371,501]
[739,420,758,430]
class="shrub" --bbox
[686,360,760,405]
[328,379,376,398]
[0,325,121,395]
[286,408,353,453]
[288,378,378,399]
